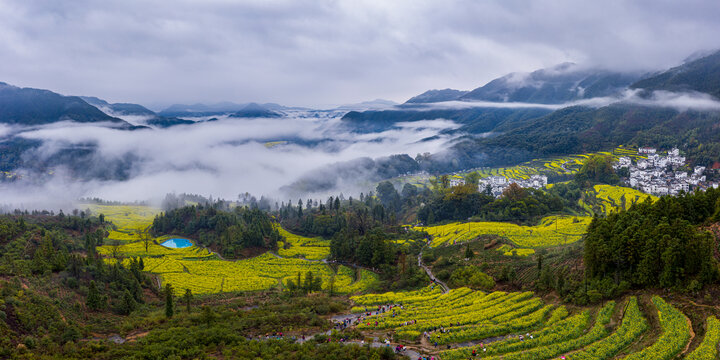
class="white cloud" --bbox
[3,113,460,206]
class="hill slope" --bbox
[631,49,720,98]
[460,63,642,104]
[0,82,133,127]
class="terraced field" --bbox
[392,147,647,189]
[91,204,379,295]
[275,226,331,260]
[496,245,536,257]
[350,288,708,360]
[417,216,591,248]
[589,184,658,214]
[85,203,161,242]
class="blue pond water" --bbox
[161,238,193,248]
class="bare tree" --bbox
[141,228,152,253]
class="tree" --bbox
[537,249,545,272]
[449,266,495,290]
[141,228,152,253]
[575,155,619,187]
[328,275,336,296]
[376,181,401,213]
[464,243,474,259]
[401,183,418,199]
[119,290,136,315]
[110,240,122,259]
[297,199,303,218]
[303,271,322,293]
[86,280,105,311]
[201,306,215,324]
[502,183,527,201]
[183,289,193,313]
[164,283,174,318]
[464,171,481,187]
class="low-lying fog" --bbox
[0,111,461,209]
[2,89,720,211]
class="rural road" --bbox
[418,249,449,294]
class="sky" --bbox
[0,0,719,108]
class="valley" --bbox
[1,6,720,358]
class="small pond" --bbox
[161,238,193,248]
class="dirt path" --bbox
[681,314,696,355]
[418,249,449,294]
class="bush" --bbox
[448,266,495,290]
[23,336,37,350]
[436,270,451,281]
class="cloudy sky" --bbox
[1,0,719,108]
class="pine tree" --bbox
[183,289,193,313]
[87,280,105,311]
[120,289,136,315]
[328,275,336,296]
[164,283,174,318]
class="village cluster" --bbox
[449,174,549,198]
[615,147,719,196]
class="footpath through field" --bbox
[418,247,449,294]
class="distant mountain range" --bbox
[0,82,135,128]
[80,96,194,128]
[158,102,302,118]
[2,49,720,187]
[405,63,643,104]
[229,103,283,118]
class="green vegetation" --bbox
[574,154,620,187]
[151,205,281,258]
[447,266,495,290]
[585,188,720,291]
[2,146,720,359]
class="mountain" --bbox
[229,103,283,118]
[159,102,250,117]
[81,96,195,128]
[442,102,720,173]
[460,63,642,104]
[335,99,398,111]
[80,96,156,116]
[405,89,468,103]
[0,82,133,127]
[144,117,195,128]
[630,50,720,98]
[341,107,552,134]
[159,102,302,117]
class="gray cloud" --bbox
[0,0,719,107]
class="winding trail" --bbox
[418,248,449,294]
